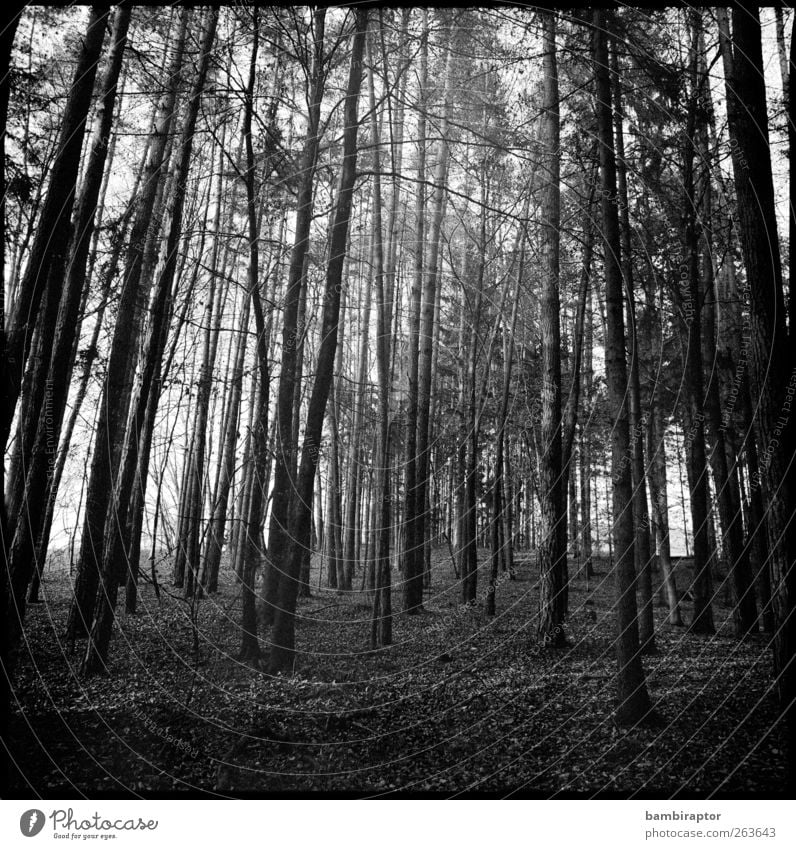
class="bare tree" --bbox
[592,8,653,725]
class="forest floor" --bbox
[6,548,789,797]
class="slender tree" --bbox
[269,9,367,673]
[537,11,566,646]
[718,3,796,771]
[262,8,327,625]
[65,6,190,639]
[5,8,131,642]
[592,8,653,725]
[1,7,109,456]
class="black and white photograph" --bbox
[1,2,795,810]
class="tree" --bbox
[262,8,327,625]
[65,7,189,642]
[611,42,656,652]
[406,13,453,612]
[1,6,109,456]
[592,8,653,726]
[82,8,218,673]
[718,2,796,775]
[368,18,394,647]
[5,7,131,654]
[269,9,368,673]
[537,10,566,647]
[238,7,271,662]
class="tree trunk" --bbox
[646,399,682,625]
[592,8,653,726]
[697,95,757,635]
[402,10,429,612]
[269,11,367,673]
[343,240,373,588]
[1,7,109,456]
[367,23,393,647]
[537,11,566,647]
[238,10,270,663]
[487,243,522,616]
[203,292,251,593]
[6,7,130,632]
[611,45,656,652]
[66,9,190,643]
[718,5,796,769]
[677,10,714,636]
[82,9,216,673]
[262,9,327,626]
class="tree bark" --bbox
[82,8,216,673]
[680,10,714,636]
[537,11,566,646]
[592,8,653,725]
[1,6,109,456]
[402,10,430,612]
[262,9,327,626]
[611,44,656,652]
[367,23,393,647]
[718,4,796,770]
[269,11,367,673]
[6,7,131,638]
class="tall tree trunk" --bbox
[343,241,373,588]
[413,26,453,607]
[176,122,227,597]
[125,208,208,613]
[646,399,683,625]
[402,10,429,612]
[262,9,327,626]
[678,10,714,636]
[203,292,251,593]
[368,23,394,647]
[0,12,21,781]
[1,7,109,456]
[611,45,656,652]
[696,65,757,636]
[6,7,130,638]
[775,8,796,335]
[269,11,367,673]
[238,9,269,662]
[579,276,595,587]
[325,284,347,591]
[718,5,796,771]
[66,9,190,642]
[537,11,566,646]
[82,9,216,673]
[592,8,653,725]
[461,193,487,606]
[487,244,522,616]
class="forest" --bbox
[1,4,795,797]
